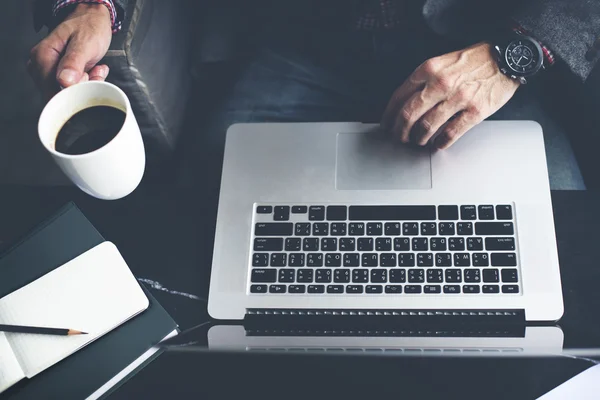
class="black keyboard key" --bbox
[309,206,325,221]
[252,253,269,267]
[394,237,411,251]
[438,222,455,236]
[255,223,293,236]
[285,238,302,251]
[436,253,452,267]
[405,285,422,294]
[478,205,495,220]
[385,285,403,294]
[496,205,513,220]
[418,253,434,267]
[483,269,499,283]
[289,285,306,293]
[467,237,483,251]
[321,238,338,251]
[412,238,428,251]
[473,253,490,267]
[502,285,519,294]
[349,223,365,236]
[349,206,436,221]
[316,269,333,283]
[269,285,286,294]
[380,253,397,267]
[295,223,311,236]
[250,284,268,293]
[476,222,514,236]
[343,253,360,267]
[438,205,459,220]
[464,269,481,283]
[325,253,342,267]
[327,285,344,294]
[335,269,350,283]
[430,238,447,251]
[427,269,443,283]
[445,269,462,283]
[327,206,347,221]
[448,237,465,251]
[371,269,387,283]
[308,285,325,293]
[289,253,305,267]
[278,269,295,283]
[362,253,379,267]
[270,253,287,267]
[421,223,437,236]
[376,237,392,251]
[385,223,401,236]
[252,269,277,283]
[492,253,517,267]
[460,205,477,220]
[257,206,272,214]
[463,285,480,294]
[254,238,284,251]
[424,285,441,293]
[313,223,329,236]
[501,269,519,283]
[483,285,500,293]
[403,222,419,235]
[339,238,356,251]
[346,285,364,294]
[297,269,313,283]
[390,269,407,283]
[303,238,319,251]
[274,206,290,221]
[454,253,470,267]
[485,238,515,251]
[331,223,347,236]
[358,238,374,251]
[444,285,461,294]
[398,254,415,267]
[408,269,425,283]
[366,285,383,293]
[292,206,308,214]
[306,253,324,267]
[353,269,369,283]
[367,223,383,236]
[457,222,473,235]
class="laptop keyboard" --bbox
[249,205,520,295]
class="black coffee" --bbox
[54,106,126,155]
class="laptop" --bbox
[207,121,563,323]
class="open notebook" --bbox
[0,242,149,394]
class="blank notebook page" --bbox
[0,242,149,378]
[0,332,25,393]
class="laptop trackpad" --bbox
[335,132,432,190]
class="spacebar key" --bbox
[349,206,436,221]
[255,223,293,236]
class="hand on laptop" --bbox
[28,4,113,101]
[381,42,520,150]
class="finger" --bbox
[78,72,90,83]
[381,74,424,132]
[393,88,444,144]
[413,100,465,146]
[434,111,483,150]
[89,65,109,81]
[56,35,101,88]
[29,44,62,100]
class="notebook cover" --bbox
[0,202,178,399]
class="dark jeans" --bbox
[186,25,585,191]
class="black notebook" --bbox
[0,203,178,400]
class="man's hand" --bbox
[28,4,113,100]
[381,42,520,150]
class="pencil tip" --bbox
[81,332,88,335]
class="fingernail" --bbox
[58,69,78,85]
[100,66,109,78]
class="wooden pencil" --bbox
[0,324,87,336]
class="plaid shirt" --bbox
[53,0,121,33]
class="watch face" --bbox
[505,38,543,77]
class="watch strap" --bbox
[511,24,555,67]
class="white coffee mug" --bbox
[38,81,145,200]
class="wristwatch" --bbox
[493,31,546,84]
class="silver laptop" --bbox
[207,121,563,323]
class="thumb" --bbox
[56,37,101,88]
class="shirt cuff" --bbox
[52,0,122,33]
